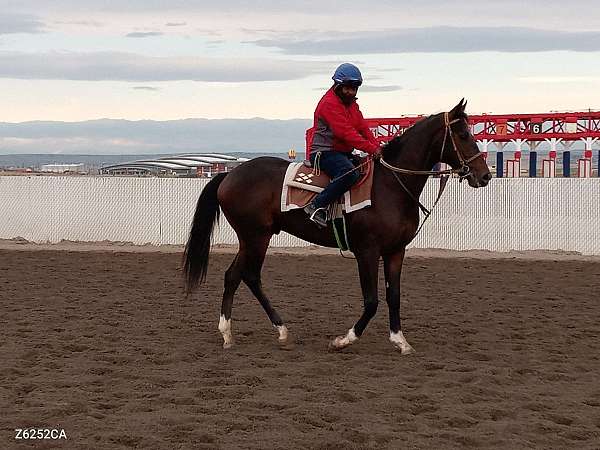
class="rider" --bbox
[304,63,380,227]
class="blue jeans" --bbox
[309,151,360,209]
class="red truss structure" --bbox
[365,111,600,151]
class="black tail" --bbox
[183,172,228,293]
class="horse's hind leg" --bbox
[219,254,242,349]
[240,234,291,346]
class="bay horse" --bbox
[184,99,491,353]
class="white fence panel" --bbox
[1,176,599,254]
[410,178,600,254]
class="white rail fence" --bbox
[1,176,599,254]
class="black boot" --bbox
[304,202,327,228]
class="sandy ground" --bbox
[2,238,600,261]
[2,245,600,449]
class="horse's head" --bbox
[440,99,492,188]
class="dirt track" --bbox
[2,248,600,449]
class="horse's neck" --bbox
[383,132,437,198]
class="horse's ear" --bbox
[450,98,466,118]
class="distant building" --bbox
[99,153,249,177]
[40,163,85,173]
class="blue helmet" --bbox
[332,63,362,87]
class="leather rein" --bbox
[377,111,485,238]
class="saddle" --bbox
[280,158,374,214]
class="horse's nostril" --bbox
[483,172,492,182]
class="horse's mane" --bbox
[382,110,468,158]
[382,114,434,157]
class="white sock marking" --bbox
[275,325,289,342]
[218,315,233,347]
[333,328,358,348]
[390,330,414,354]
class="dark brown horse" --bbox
[184,99,491,353]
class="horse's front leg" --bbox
[384,248,415,354]
[330,248,379,350]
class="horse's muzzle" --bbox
[466,171,492,188]
[479,171,492,187]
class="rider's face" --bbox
[337,84,358,105]
[340,85,358,98]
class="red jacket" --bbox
[305,87,379,159]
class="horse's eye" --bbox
[458,132,469,139]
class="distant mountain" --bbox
[0,152,292,170]
[0,118,312,155]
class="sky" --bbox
[1,1,599,154]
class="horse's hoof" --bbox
[329,329,358,351]
[328,341,342,351]
[390,331,415,355]
[278,335,295,351]
[402,346,416,355]
[277,328,295,350]
[328,336,348,351]
[222,341,234,350]
[392,343,415,355]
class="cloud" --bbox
[240,27,283,35]
[7,2,600,44]
[53,20,104,27]
[250,27,600,54]
[195,28,222,37]
[1,0,400,14]
[5,0,597,15]
[4,1,600,35]
[165,22,186,27]
[126,31,164,38]
[132,86,160,91]
[517,76,600,83]
[360,85,403,92]
[0,51,332,82]
[312,84,402,92]
[0,13,46,34]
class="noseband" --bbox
[379,111,484,181]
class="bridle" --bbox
[328,111,485,258]
[379,111,484,181]
[376,111,485,239]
